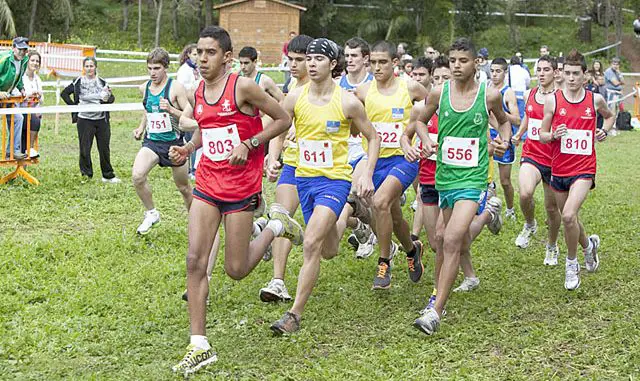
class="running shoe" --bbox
[254,217,268,238]
[453,277,480,292]
[347,194,372,225]
[584,234,601,273]
[259,278,292,302]
[262,245,273,262]
[515,220,538,248]
[354,221,372,245]
[101,177,122,184]
[372,262,392,290]
[414,308,440,335]
[137,209,160,235]
[565,261,581,290]
[389,241,398,262]
[420,294,437,315]
[270,311,300,335]
[505,208,516,222]
[407,241,424,283]
[411,199,418,212]
[347,234,360,251]
[355,232,376,259]
[172,344,217,376]
[543,244,559,266]
[269,203,304,246]
[486,197,503,235]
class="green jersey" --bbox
[435,80,489,191]
[143,78,181,142]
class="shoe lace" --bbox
[407,257,416,272]
[178,348,196,367]
[376,263,388,278]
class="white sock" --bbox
[547,243,557,249]
[147,208,157,215]
[190,335,211,350]
[566,257,578,265]
[266,220,284,237]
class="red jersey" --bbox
[194,73,264,201]
[550,90,597,177]
[521,87,554,167]
[418,113,438,185]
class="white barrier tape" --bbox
[96,48,180,59]
[36,53,180,65]
[607,88,639,105]
[621,73,640,77]
[41,73,177,88]
[523,41,621,63]
[0,103,144,115]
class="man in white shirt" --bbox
[507,55,529,124]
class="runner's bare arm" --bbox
[170,102,201,165]
[407,78,428,103]
[178,98,199,133]
[487,87,511,156]
[237,77,291,144]
[266,87,302,181]
[400,102,425,162]
[504,88,521,126]
[539,94,559,143]
[513,89,531,141]
[263,76,284,103]
[168,81,189,119]
[343,90,380,199]
[354,82,371,104]
[415,86,440,157]
[594,93,615,141]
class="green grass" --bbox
[1,110,640,379]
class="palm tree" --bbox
[0,0,16,37]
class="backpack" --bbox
[616,111,632,131]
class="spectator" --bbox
[424,45,437,60]
[591,60,604,77]
[634,15,640,38]
[515,52,530,72]
[0,37,29,160]
[281,31,296,83]
[534,44,549,74]
[176,43,200,92]
[507,55,530,119]
[61,57,120,183]
[604,57,625,133]
[21,51,43,158]
[477,47,491,80]
[401,59,413,77]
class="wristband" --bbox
[241,141,251,150]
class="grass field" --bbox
[1,109,640,380]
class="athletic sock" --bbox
[406,243,417,258]
[378,257,390,266]
[190,335,211,350]
[147,208,157,215]
[431,288,437,297]
[547,242,557,249]
[566,257,578,266]
[584,238,594,254]
[266,220,284,237]
[410,234,419,242]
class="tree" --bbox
[122,0,130,31]
[204,0,212,26]
[28,0,37,38]
[154,0,163,47]
[137,0,142,48]
[171,0,179,40]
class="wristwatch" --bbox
[249,137,260,149]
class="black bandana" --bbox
[306,38,339,60]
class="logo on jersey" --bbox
[444,111,449,118]
[473,112,483,125]
[559,108,567,116]
[527,105,533,112]
[326,120,340,133]
[217,99,236,116]
[391,108,404,119]
[196,104,203,116]
[581,107,594,119]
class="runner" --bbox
[169,26,302,376]
[511,55,562,264]
[354,40,427,289]
[539,49,614,290]
[132,48,192,235]
[413,38,511,335]
[555,56,565,88]
[488,57,521,221]
[238,46,284,102]
[260,34,314,303]
[269,38,380,334]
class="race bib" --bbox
[528,118,542,141]
[298,139,333,168]
[147,112,172,134]
[202,124,241,162]
[373,122,402,148]
[441,136,479,167]
[560,129,592,156]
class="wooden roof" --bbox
[214,0,307,12]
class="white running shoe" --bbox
[515,221,537,248]
[505,208,516,222]
[137,209,160,235]
[259,278,292,302]
[411,199,418,212]
[543,244,559,266]
[584,234,600,272]
[102,177,122,184]
[486,197,503,235]
[565,261,581,290]
[29,148,39,158]
[389,241,399,262]
[355,232,376,259]
[253,217,268,238]
[453,277,480,292]
[414,307,440,335]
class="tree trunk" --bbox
[28,0,37,38]
[138,0,143,49]
[122,0,130,31]
[172,0,179,40]
[605,0,610,58]
[198,0,204,30]
[578,16,592,42]
[155,0,163,48]
[204,0,212,26]
[614,0,622,57]
[505,0,520,49]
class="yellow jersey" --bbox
[294,83,351,181]
[283,78,299,166]
[364,78,412,158]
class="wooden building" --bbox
[215,0,306,65]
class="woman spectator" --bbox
[61,57,120,183]
[21,51,43,158]
[176,43,200,179]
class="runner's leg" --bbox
[132,147,160,210]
